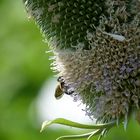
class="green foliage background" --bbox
[0,0,140,140]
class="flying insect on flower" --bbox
[55,76,74,99]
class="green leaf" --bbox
[87,129,102,140]
[56,131,95,140]
[40,118,115,132]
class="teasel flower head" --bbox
[24,0,140,139]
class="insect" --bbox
[54,77,65,99]
[54,76,74,99]
[54,83,64,100]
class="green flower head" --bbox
[24,0,140,139]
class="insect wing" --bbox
[54,85,64,99]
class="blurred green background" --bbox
[0,0,140,140]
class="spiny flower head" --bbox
[24,0,140,127]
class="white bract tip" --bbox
[40,120,50,132]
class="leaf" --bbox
[40,118,115,132]
[87,129,102,140]
[56,131,95,140]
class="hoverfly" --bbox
[54,76,74,99]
